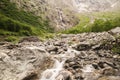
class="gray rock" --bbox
[109,27,120,36]
[56,70,73,80]
[0,44,52,80]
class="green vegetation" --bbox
[0,0,53,42]
[4,36,18,42]
[0,0,120,42]
[112,37,120,54]
[112,46,120,54]
[0,14,33,36]
[63,11,120,34]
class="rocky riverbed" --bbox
[0,27,120,80]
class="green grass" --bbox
[0,0,54,42]
[0,0,53,33]
[4,36,18,42]
[63,11,120,34]
[0,0,52,31]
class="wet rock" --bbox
[19,36,40,43]
[73,42,91,51]
[54,41,65,46]
[0,42,10,45]
[98,76,120,80]
[0,43,52,80]
[64,63,69,69]
[98,62,105,68]
[102,68,118,76]
[92,63,99,70]
[74,73,84,80]
[56,70,73,80]
[46,46,58,53]
[72,65,81,70]
[1,27,120,80]
[7,44,20,49]
[69,62,76,67]
[22,71,38,80]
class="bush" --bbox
[90,19,112,32]
[90,17,120,32]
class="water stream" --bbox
[40,48,77,80]
[40,59,65,80]
[40,48,96,80]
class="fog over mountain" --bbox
[73,0,120,12]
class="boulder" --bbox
[109,27,120,36]
[0,44,52,80]
[56,70,73,80]
[19,36,40,43]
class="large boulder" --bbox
[0,43,52,80]
[56,70,73,80]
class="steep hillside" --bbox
[0,0,54,42]
[10,0,79,31]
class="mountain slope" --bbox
[10,0,79,31]
[73,0,120,12]
[0,0,54,38]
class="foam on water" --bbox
[40,58,65,80]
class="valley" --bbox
[0,0,120,80]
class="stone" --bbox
[73,42,91,51]
[22,71,38,80]
[19,36,40,43]
[0,43,52,80]
[47,46,58,53]
[56,70,73,80]
[103,68,118,76]
[109,27,120,35]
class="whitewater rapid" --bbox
[40,48,78,80]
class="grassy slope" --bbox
[62,11,120,54]
[0,0,53,42]
[63,11,120,34]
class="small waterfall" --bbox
[40,48,78,80]
[40,59,65,80]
